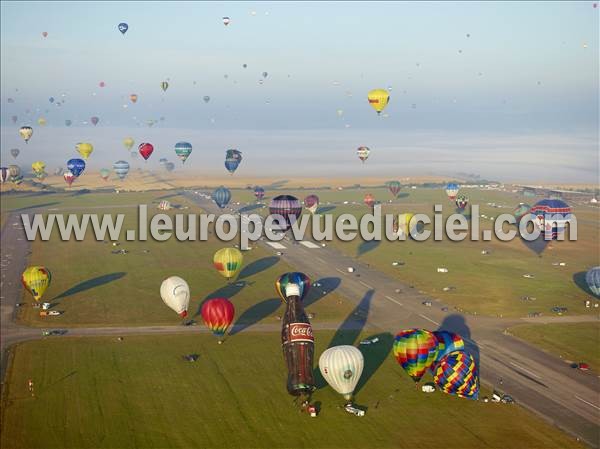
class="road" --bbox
[1,196,599,447]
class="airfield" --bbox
[0,173,598,449]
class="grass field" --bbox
[508,322,600,371]
[0,333,584,449]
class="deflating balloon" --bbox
[433,351,479,399]
[160,276,190,318]
[224,149,242,174]
[63,171,76,187]
[254,186,265,201]
[201,298,235,338]
[529,199,572,240]
[22,266,52,301]
[319,345,364,401]
[113,160,130,180]
[357,146,370,163]
[174,141,192,163]
[10,148,20,158]
[367,89,390,114]
[275,272,311,304]
[269,195,302,232]
[393,329,439,382]
[123,137,134,150]
[118,23,128,34]
[585,267,600,297]
[138,142,154,160]
[212,186,231,209]
[304,195,319,215]
[19,126,33,143]
[67,158,86,177]
[213,248,243,280]
[76,142,94,160]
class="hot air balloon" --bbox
[0,167,9,183]
[387,181,401,197]
[31,161,46,176]
[99,81,106,88]
[11,115,18,124]
[319,345,364,402]
[396,213,415,238]
[223,16,231,26]
[174,142,192,163]
[262,71,268,78]
[76,142,94,160]
[123,137,134,151]
[19,126,33,143]
[129,94,138,103]
[54,167,63,176]
[513,203,531,223]
[90,116,99,126]
[65,119,72,126]
[213,248,243,280]
[393,329,439,383]
[304,195,319,215]
[445,183,459,201]
[138,142,154,160]
[364,193,375,208]
[118,22,128,34]
[37,117,47,126]
[113,160,130,180]
[201,298,235,341]
[585,267,600,297]
[8,165,21,178]
[432,331,465,365]
[158,200,171,211]
[357,146,370,163]
[10,148,19,159]
[100,168,110,181]
[22,266,51,301]
[203,96,210,103]
[160,276,190,318]
[225,149,242,174]
[433,351,479,399]
[254,186,265,201]
[269,195,302,232]
[455,194,469,211]
[49,97,55,103]
[529,199,572,240]
[212,186,231,209]
[275,272,311,304]
[160,81,169,92]
[67,158,85,177]
[63,171,76,187]
[165,162,175,172]
[42,32,48,38]
[367,89,390,114]
[242,63,247,69]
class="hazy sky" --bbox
[1,2,598,182]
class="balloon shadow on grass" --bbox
[229,298,282,336]
[238,256,279,279]
[354,332,394,395]
[52,272,126,301]
[314,290,374,390]
[357,240,380,257]
[573,271,596,297]
[317,206,336,214]
[436,314,479,369]
[304,277,341,308]
[194,281,248,317]
[238,204,264,214]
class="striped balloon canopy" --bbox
[529,199,572,240]
[174,141,192,164]
[201,297,235,339]
[393,328,439,383]
[213,248,243,280]
[433,351,479,399]
[268,195,302,232]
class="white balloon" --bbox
[160,276,190,317]
[319,345,364,401]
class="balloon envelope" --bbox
[76,142,94,160]
[433,351,479,399]
[432,331,465,365]
[160,276,190,318]
[268,195,302,232]
[123,137,134,150]
[138,142,154,160]
[10,148,19,159]
[22,266,52,301]
[319,345,364,400]
[529,199,572,239]
[387,181,401,197]
[213,248,243,280]
[118,23,128,34]
[585,267,600,297]
[212,186,231,208]
[201,298,235,337]
[445,183,459,200]
[174,142,192,163]
[19,126,33,143]
[367,88,390,114]
[254,186,265,201]
[275,272,311,304]
[67,158,86,177]
[63,171,76,187]
[357,146,370,163]
[304,195,319,214]
[393,329,439,382]
[113,160,130,180]
[224,149,242,174]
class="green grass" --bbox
[0,333,584,449]
[508,322,600,370]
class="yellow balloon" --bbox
[76,142,94,160]
[19,126,33,143]
[37,117,47,126]
[22,266,52,301]
[123,137,134,151]
[31,161,46,173]
[213,248,243,280]
[396,213,415,238]
[367,89,390,114]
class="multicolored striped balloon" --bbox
[174,141,192,164]
[254,186,265,201]
[393,329,439,382]
[434,351,479,399]
[201,297,235,339]
[212,186,231,209]
[275,272,311,304]
[432,331,465,366]
[268,195,302,232]
[529,199,572,240]
[213,248,243,280]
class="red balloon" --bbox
[364,193,375,208]
[138,143,154,160]
[99,81,106,88]
[201,298,235,338]
[63,171,76,187]
[42,32,48,38]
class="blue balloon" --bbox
[67,158,86,177]
[65,119,72,126]
[118,23,129,34]
[212,186,231,209]
[224,149,242,174]
[113,160,130,180]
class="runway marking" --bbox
[335,268,346,274]
[300,241,320,249]
[359,281,373,289]
[419,314,439,326]
[574,395,600,411]
[509,361,541,379]
[315,257,326,264]
[384,295,403,306]
[265,242,286,250]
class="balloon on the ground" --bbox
[160,276,190,318]
[19,126,33,143]
[367,88,390,114]
[393,329,439,382]
[268,195,302,232]
[254,186,265,201]
[118,22,128,34]
[213,248,243,280]
[201,298,235,338]
[225,149,242,174]
[67,158,86,177]
[433,351,479,399]
[212,186,231,208]
[113,160,130,180]
[319,345,364,401]
[275,272,311,304]
[76,143,94,160]
[529,199,572,239]
[304,194,319,214]
[585,267,600,297]
[22,266,52,301]
[357,146,370,163]
[174,142,192,163]
[138,142,154,160]
[432,331,465,365]
[63,171,76,187]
